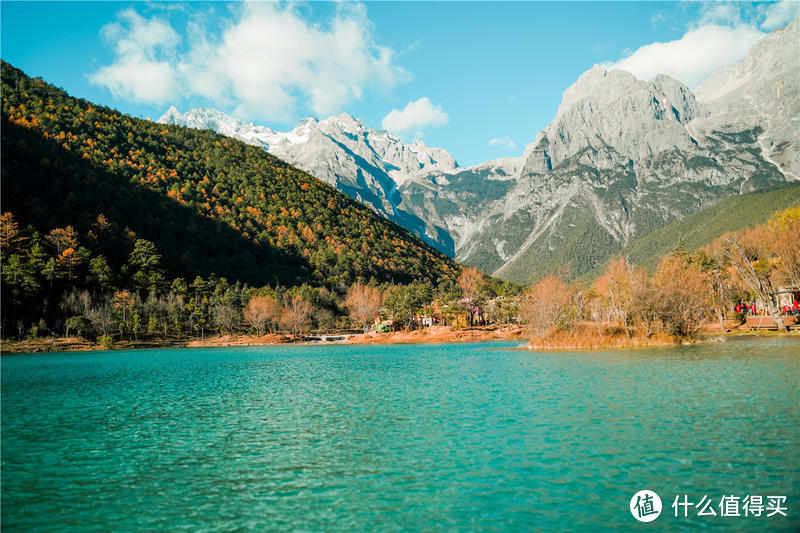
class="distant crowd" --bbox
[735,300,800,316]
[783,300,800,316]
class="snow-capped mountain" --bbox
[159,18,799,284]
[158,108,459,254]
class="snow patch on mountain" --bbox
[158,106,460,254]
[156,19,799,283]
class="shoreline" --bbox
[345,324,525,345]
[0,324,526,354]
[3,324,797,355]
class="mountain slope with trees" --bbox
[618,183,800,273]
[1,61,458,288]
[0,61,467,340]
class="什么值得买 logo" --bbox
[630,490,663,522]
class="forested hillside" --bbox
[0,62,464,338]
[619,184,800,273]
[0,62,458,288]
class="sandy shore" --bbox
[1,325,526,354]
[5,322,795,354]
[346,324,525,344]
[0,334,294,354]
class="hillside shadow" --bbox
[1,118,310,287]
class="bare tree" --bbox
[707,265,732,331]
[61,289,92,317]
[213,304,240,334]
[243,295,281,335]
[280,295,312,336]
[87,299,113,338]
[724,235,785,330]
[344,283,382,333]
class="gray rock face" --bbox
[158,18,799,284]
[450,18,799,283]
[398,157,522,258]
[542,67,707,166]
[694,17,800,179]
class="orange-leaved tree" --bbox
[344,282,383,333]
[243,295,282,335]
[520,275,573,338]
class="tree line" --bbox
[3,203,796,346]
[1,211,521,343]
[520,204,800,346]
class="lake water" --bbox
[2,338,799,531]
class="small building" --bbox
[777,286,800,308]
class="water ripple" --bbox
[2,338,799,531]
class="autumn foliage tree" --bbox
[344,283,382,333]
[1,212,27,254]
[768,205,800,288]
[280,294,313,336]
[45,226,78,256]
[592,257,634,335]
[629,267,662,338]
[652,253,710,338]
[458,267,485,301]
[520,275,573,337]
[243,295,281,335]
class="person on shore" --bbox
[793,300,800,316]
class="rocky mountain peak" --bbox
[693,17,799,177]
[534,66,707,168]
[695,17,799,103]
[319,113,364,136]
[555,67,637,119]
[159,105,181,122]
[154,19,798,282]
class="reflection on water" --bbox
[2,337,798,531]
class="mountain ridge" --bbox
[157,18,799,284]
[1,61,460,289]
[158,107,461,254]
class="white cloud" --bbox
[89,8,179,104]
[606,23,764,87]
[650,11,667,26]
[91,58,177,105]
[489,137,516,149]
[761,0,800,30]
[381,97,449,135]
[699,3,743,26]
[90,3,406,120]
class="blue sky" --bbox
[2,1,797,166]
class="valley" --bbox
[160,18,799,284]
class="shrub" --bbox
[98,335,113,349]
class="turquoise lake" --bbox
[2,337,799,531]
